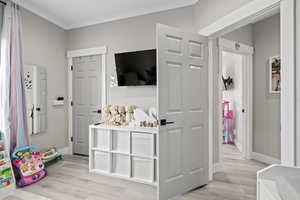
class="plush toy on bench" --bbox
[12,146,46,187]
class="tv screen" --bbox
[115,49,156,86]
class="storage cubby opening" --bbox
[111,153,130,177]
[93,151,110,172]
[111,131,130,153]
[131,156,154,182]
[94,129,110,150]
[131,132,153,157]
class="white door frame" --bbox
[199,0,295,179]
[67,46,107,154]
[218,38,254,169]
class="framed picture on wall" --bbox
[269,56,281,94]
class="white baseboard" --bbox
[251,152,281,165]
[213,163,223,173]
[58,146,71,155]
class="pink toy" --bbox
[12,146,46,187]
[223,101,235,144]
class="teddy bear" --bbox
[102,105,112,124]
[125,105,135,125]
[118,106,126,125]
[109,105,121,126]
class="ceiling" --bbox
[17,0,198,30]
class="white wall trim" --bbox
[296,0,300,167]
[203,0,296,175]
[67,47,107,58]
[213,163,224,173]
[208,40,214,181]
[251,152,281,165]
[280,0,295,166]
[198,0,280,37]
[66,46,107,154]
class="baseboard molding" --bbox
[251,152,281,165]
[58,146,71,155]
[213,163,223,173]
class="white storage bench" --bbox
[89,124,158,186]
[257,164,300,200]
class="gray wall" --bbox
[194,0,252,30]
[253,14,281,159]
[67,6,196,110]
[22,8,68,149]
[223,24,253,46]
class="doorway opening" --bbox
[217,12,282,171]
[67,47,107,155]
[218,38,254,165]
[221,51,246,160]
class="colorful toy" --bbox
[41,147,63,166]
[12,146,46,187]
[0,132,15,188]
[0,156,14,188]
[0,167,13,188]
[222,101,235,144]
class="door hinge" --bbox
[70,136,73,142]
[71,101,73,106]
[71,65,73,71]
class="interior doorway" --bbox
[72,55,102,155]
[67,46,107,155]
[218,38,254,165]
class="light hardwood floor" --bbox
[1,146,266,200]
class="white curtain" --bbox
[0,1,29,152]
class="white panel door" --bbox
[33,66,47,134]
[157,24,209,200]
[73,55,102,155]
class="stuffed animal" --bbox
[109,105,121,125]
[118,106,126,125]
[125,105,135,125]
[102,105,112,124]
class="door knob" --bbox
[160,119,175,126]
[36,107,41,111]
[93,109,102,114]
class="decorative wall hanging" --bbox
[269,56,281,94]
[222,76,234,90]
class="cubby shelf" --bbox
[89,124,158,186]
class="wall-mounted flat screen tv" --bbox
[115,49,156,86]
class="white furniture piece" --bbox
[257,164,300,200]
[89,124,158,186]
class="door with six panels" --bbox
[157,24,209,200]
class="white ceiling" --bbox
[17,0,198,30]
